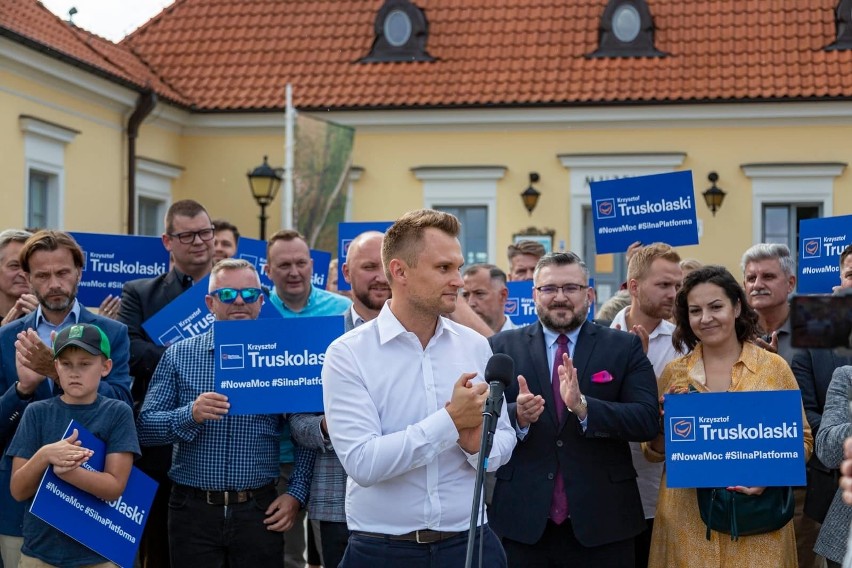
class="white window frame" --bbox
[412,166,506,264]
[20,116,78,229]
[741,163,846,245]
[344,166,364,221]
[135,158,183,235]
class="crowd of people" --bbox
[0,201,849,567]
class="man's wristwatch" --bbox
[569,394,587,416]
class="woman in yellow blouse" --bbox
[644,265,812,568]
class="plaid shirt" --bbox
[137,329,314,504]
[289,413,346,522]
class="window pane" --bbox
[138,197,164,236]
[793,205,821,258]
[434,205,488,265]
[762,205,789,243]
[28,171,50,229]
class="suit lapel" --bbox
[572,321,598,390]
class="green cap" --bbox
[53,324,111,359]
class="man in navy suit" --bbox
[0,230,131,568]
[489,251,658,568]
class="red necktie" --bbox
[550,334,569,524]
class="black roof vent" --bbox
[588,0,666,58]
[361,0,434,63]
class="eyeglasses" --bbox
[209,287,263,304]
[535,284,588,296]
[168,228,215,244]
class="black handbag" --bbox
[696,486,795,541]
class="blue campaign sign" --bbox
[505,278,596,326]
[70,232,168,308]
[213,316,345,414]
[505,281,536,325]
[798,215,852,293]
[142,275,281,346]
[589,171,699,254]
[30,420,157,568]
[664,390,806,488]
[337,221,393,291]
[236,237,332,291]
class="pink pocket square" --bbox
[592,370,614,383]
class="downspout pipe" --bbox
[126,90,157,234]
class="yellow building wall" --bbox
[347,124,852,276]
[0,69,127,232]
[172,133,286,240]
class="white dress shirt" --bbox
[611,306,679,519]
[322,302,516,533]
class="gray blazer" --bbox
[814,366,852,563]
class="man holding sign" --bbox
[136,259,315,567]
[119,199,215,568]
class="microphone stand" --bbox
[465,390,503,568]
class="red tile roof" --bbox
[4,0,852,112]
[0,0,190,105]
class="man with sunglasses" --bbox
[488,252,658,568]
[118,199,216,568]
[137,259,314,567]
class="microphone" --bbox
[483,353,514,420]
[465,353,514,568]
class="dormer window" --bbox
[361,0,434,63]
[827,0,852,50]
[589,0,665,58]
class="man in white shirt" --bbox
[609,243,682,568]
[323,209,516,566]
[462,264,517,333]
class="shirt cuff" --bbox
[515,423,530,441]
[175,404,203,440]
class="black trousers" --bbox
[168,484,283,568]
[502,520,634,568]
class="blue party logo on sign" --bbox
[219,344,245,370]
[505,298,519,317]
[596,198,616,219]
[802,238,821,259]
[157,327,185,347]
[669,417,696,442]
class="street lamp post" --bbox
[247,156,283,240]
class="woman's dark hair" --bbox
[672,265,760,352]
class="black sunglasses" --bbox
[209,287,263,304]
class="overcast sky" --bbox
[42,0,175,42]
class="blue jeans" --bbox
[167,484,283,568]
[340,525,506,568]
